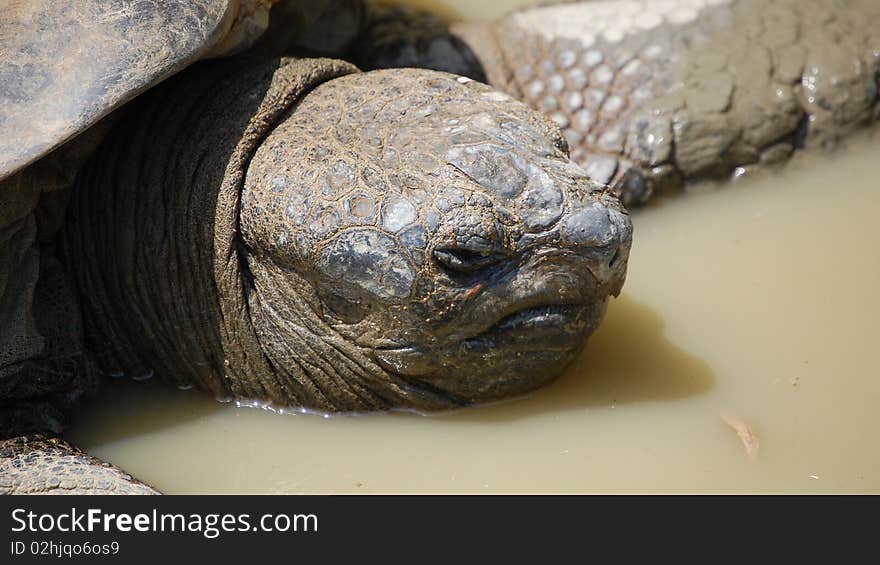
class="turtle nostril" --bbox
[433,247,507,275]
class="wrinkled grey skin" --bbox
[0,1,632,493]
[353,0,880,206]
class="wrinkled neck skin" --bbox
[65,57,424,413]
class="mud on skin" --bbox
[355,0,880,206]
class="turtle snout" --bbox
[558,202,632,295]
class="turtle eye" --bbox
[433,244,508,274]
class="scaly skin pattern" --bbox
[453,0,880,205]
[0,435,158,495]
[64,56,631,414]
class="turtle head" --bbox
[239,69,631,410]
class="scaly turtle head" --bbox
[240,69,632,407]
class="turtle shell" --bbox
[0,0,240,182]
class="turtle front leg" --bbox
[0,435,158,495]
[350,0,880,207]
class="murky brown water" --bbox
[63,1,880,493]
[66,136,880,493]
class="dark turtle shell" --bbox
[0,0,238,182]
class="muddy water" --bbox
[66,137,880,493]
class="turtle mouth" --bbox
[374,299,603,406]
[373,299,600,378]
[372,252,612,404]
[461,303,591,352]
